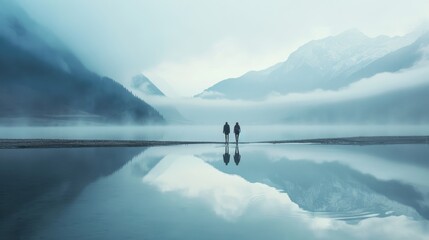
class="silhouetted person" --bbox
[234,122,241,144]
[234,145,241,165]
[223,122,230,144]
[223,144,230,165]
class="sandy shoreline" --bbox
[0,136,428,149]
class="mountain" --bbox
[348,32,429,81]
[197,30,417,100]
[130,74,188,123]
[187,32,429,124]
[131,74,165,96]
[278,33,429,124]
[0,1,164,125]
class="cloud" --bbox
[195,90,225,99]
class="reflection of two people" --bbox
[223,143,241,165]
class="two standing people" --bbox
[223,122,241,165]
[223,122,241,144]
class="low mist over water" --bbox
[2,125,429,141]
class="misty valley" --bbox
[2,0,429,239]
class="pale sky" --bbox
[16,0,429,97]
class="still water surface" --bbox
[1,141,429,239]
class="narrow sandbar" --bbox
[0,136,428,149]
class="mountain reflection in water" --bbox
[0,147,144,239]
[1,143,428,240]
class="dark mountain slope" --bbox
[0,2,164,124]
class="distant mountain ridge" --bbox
[197,30,421,100]
[0,1,164,124]
[131,74,165,96]
[348,32,429,81]
[130,74,188,124]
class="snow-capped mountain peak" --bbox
[284,29,415,75]
[131,74,165,96]
[198,29,422,100]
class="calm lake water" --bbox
[0,144,429,240]
[1,140,429,239]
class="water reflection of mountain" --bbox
[131,154,165,177]
[211,151,428,221]
[0,147,144,239]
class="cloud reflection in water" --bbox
[142,149,429,239]
[143,154,302,221]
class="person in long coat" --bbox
[234,122,241,144]
[223,122,230,144]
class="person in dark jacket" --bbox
[223,122,230,144]
[234,122,241,144]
